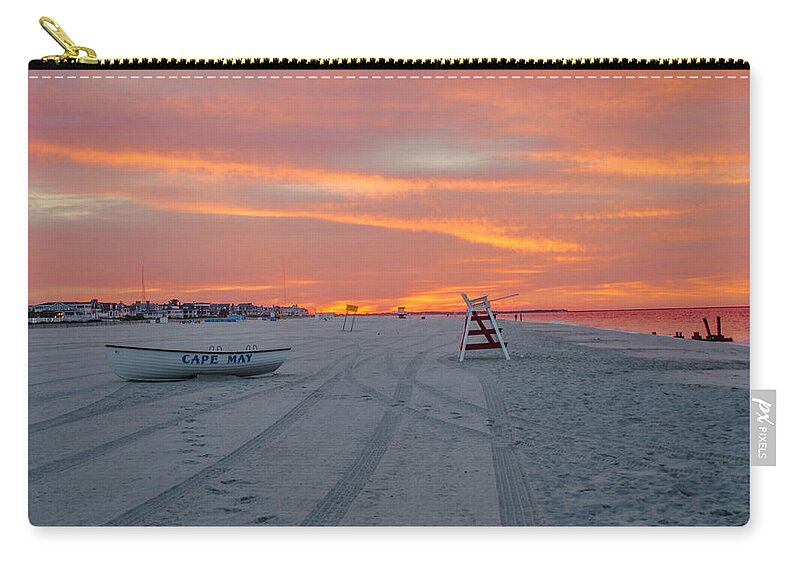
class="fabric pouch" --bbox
[28,17,750,526]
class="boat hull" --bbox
[105,345,291,381]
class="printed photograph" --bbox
[28,67,749,525]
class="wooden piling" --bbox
[703,317,712,338]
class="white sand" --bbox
[28,316,749,526]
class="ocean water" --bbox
[498,306,750,344]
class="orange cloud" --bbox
[29,141,551,196]
[316,301,383,314]
[560,208,688,221]
[153,201,584,254]
[530,149,749,184]
[174,279,322,294]
[552,255,626,264]
[531,275,749,306]
[326,281,530,313]
[311,276,536,314]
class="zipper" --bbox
[37,17,99,65]
[31,16,749,70]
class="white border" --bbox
[6,1,795,568]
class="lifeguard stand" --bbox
[458,292,510,362]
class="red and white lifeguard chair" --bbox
[458,292,511,362]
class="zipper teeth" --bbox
[30,57,750,70]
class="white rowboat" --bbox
[105,344,291,381]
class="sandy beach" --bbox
[28,316,749,526]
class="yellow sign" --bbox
[346,305,358,312]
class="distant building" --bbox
[278,304,309,318]
[210,303,232,317]
[96,302,123,320]
[30,298,309,323]
[29,300,101,323]
[128,301,162,319]
[265,305,308,319]
[235,303,264,317]
[182,303,211,318]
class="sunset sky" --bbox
[28,71,749,312]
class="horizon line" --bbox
[28,298,750,314]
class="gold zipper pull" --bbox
[39,16,98,64]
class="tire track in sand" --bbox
[347,375,494,443]
[29,384,139,434]
[29,356,351,483]
[30,340,351,432]
[416,375,746,476]
[477,372,539,526]
[29,371,110,389]
[105,349,361,526]
[300,351,423,526]
[28,382,213,434]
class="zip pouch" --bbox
[28,17,750,526]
